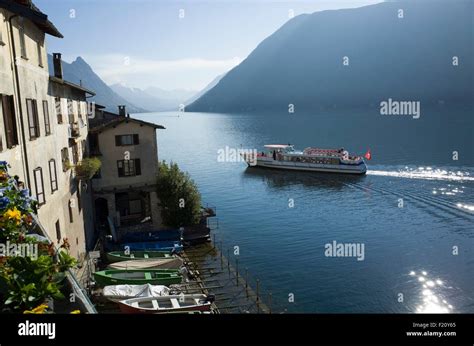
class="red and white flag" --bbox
[364,149,372,161]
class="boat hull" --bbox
[122,241,183,253]
[108,257,184,270]
[93,269,182,286]
[103,284,170,303]
[106,251,173,263]
[121,227,211,245]
[252,158,367,175]
[118,294,212,314]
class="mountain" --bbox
[144,87,197,108]
[47,55,146,113]
[110,84,197,112]
[187,0,473,113]
[184,74,224,106]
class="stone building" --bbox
[0,1,95,258]
[88,106,165,235]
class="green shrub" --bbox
[156,161,202,228]
[74,157,101,180]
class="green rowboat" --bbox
[106,251,172,263]
[93,269,182,286]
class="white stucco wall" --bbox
[0,8,94,258]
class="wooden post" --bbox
[269,293,272,314]
[245,267,249,297]
[220,242,223,269]
[256,279,260,313]
[235,259,239,286]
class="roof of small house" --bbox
[0,0,63,38]
[49,76,96,96]
[89,115,165,133]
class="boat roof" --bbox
[264,144,293,149]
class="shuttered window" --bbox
[1,94,19,148]
[68,200,74,223]
[115,134,139,146]
[55,220,61,243]
[117,159,141,177]
[37,41,43,67]
[67,99,74,124]
[43,100,50,135]
[55,97,63,124]
[49,159,58,193]
[77,101,82,121]
[19,20,27,59]
[61,147,70,171]
[26,99,40,139]
[72,142,79,164]
[33,167,45,206]
[77,185,82,212]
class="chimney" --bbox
[118,105,126,117]
[53,53,63,79]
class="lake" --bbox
[134,107,473,313]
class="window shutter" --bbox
[2,95,19,148]
[133,134,139,145]
[115,135,121,146]
[33,100,40,137]
[27,99,35,138]
[43,100,50,135]
[135,159,141,175]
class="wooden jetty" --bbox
[181,242,270,314]
[92,242,271,314]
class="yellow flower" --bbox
[70,310,81,314]
[4,207,22,223]
[24,304,49,314]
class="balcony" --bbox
[68,122,80,138]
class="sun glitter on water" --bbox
[409,270,453,313]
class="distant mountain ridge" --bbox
[47,55,146,113]
[110,83,197,112]
[184,74,224,106]
[187,0,473,113]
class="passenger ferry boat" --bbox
[242,144,368,175]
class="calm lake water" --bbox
[134,108,473,313]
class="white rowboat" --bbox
[118,294,213,314]
[108,257,183,270]
[103,284,170,302]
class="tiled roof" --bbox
[89,115,165,133]
[0,0,63,38]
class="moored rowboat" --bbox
[108,257,184,270]
[117,294,213,314]
[122,241,183,253]
[102,284,170,302]
[93,269,182,286]
[106,251,173,263]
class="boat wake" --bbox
[367,167,474,182]
[343,175,474,217]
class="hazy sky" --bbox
[36,0,382,91]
